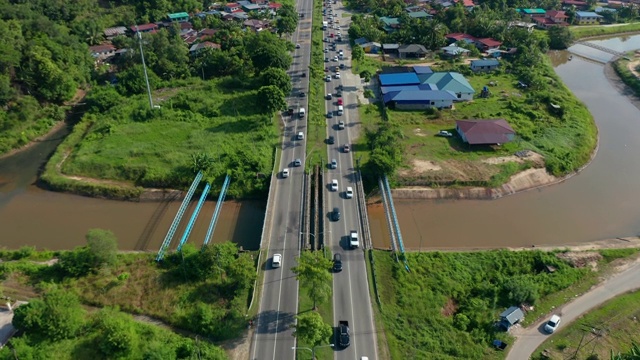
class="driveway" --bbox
[506,258,640,360]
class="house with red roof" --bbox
[268,2,283,10]
[532,10,569,29]
[562,0,588,9]
[445,33,477,44]
[456,119,516,145]
[224,2,242,12]
[189,41,221,55]
[198,28,218,40]
[475,38,502,52]
[130,23,158,33]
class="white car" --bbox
[282,168,289,178]
[325,75,331,82]
[346,187,353,198]
[335,73,341,79]
[544,315,561,333]
[332,56,339,62]
[272,254,282,268]
[331,179,338,191]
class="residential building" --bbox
[380,16,400,32]
[360,42,382,53]
[130,23,159,33]
[440,44,470,58]
[499,306,525,330]
[168,12,190,22]
[379,73,420,87]
[408,11,432,19]
[446,32,476,44]
[470,59,500,72]
[562,0,588,9]
[420,72,475,100]
[383,89,457,109]
[89,44,117,61]
[224,2,242,12]
[517,8,546,17]
[575,11,603,24]
[244,19,267,31]
[103,26,127,39]
[456,119,516,145]
[475,38,502,52]
[382,43,400,55]
[189,41,221,55]
[398,44,429,59]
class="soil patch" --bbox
[441,298,458,317]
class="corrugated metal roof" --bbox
[471,59,500,67]
[379,73,420,86]
[421,72,475,93]
[456,119,515,145]
[413,65,433,74]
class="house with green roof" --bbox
[168,12,190,22]
[408,11,432,19]
[380,16,400,32]
[419,72,475,101]
[516,8,546,16]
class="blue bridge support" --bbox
[156,171,203,261]
[177,182,211,251]
[203,174,231,248]
[383,175,410,272]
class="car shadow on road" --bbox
[254,309,296,335]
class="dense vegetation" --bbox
[372,249,637,359]
[0,232,255,357]
[614,56,640,98]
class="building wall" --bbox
[395,99,453,110]
[577,16,600,24]
[471,64,498,72]
[455,92,474,101]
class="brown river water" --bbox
[2,35,640,251]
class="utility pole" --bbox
[135,25,154,110]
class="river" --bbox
[0,123,264,251]
[368,35,640,250]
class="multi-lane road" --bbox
[251,0,378,358]
[250,0,313,358]
[322,3,378,359]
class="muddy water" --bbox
[369,37,640,250]
[0,124,264,251]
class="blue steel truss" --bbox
[383,175,410,271]
[156,171,203,261]
[203,174,231,248]
[177,182,211,251]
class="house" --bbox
[242,3,261,11]
[575,11,603,24]
[508,21,536,32]
[360,42,382,54]
[189,41,221,55]
[547,10,569,23]
[462,0,475,9]
[379,72,421,87]
[446,33,477,44]
[440,45,470,58]
[595,6,618,13]
[354,37,369,46]
[89,44,117,61]
[168,12,190,22]
[398,44,429,59]
[408,11,432,19]
[244,19,266,31]
[470,59,499,72]
[130,23,159,33]
[382,43,400,55]
[517,8,546,17]
[383,89,457,109]
[103,26,127,39]
[413,65,433,74]
[498,306,525,330]
[456,119,516,145]
[268,2,283,10]
[198,28,218,40]
[380,16,400,32]
[421,72,475,100]
[224,2,242,12]
[476,38,502,52]
[562,0,588,9]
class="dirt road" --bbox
[506,257,640,360]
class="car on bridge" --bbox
[345,187,353,199]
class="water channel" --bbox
[3,35,640,251]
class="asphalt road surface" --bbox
[250,0,313,358]
[506,258,640,360]
[323,3,379,359]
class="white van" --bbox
[299,107,306,118]
[337,105,344,116]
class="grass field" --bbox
[570,22,640,39]
[532,289,640,360]
[359,60,596,185]
[371,249,638,360]
[57,79,277,198]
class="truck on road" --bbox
[338,320,350,347]
[349,230,359,249]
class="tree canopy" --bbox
[291,251,333,309]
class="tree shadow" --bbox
[205,118,262,134]
[219,93,262,117]
[254,309,296,335]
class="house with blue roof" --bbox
[420,72,475,100]
[470,59,500,72]
[575,11,603,24]
[383,90,457,110]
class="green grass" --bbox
[50,79,277,198]
[371,249,638,360]
[296,249,334,360]
[531,289,640,360]
[351,55,387,76]
[614,56,640,98]
[570,22,640,39]
[369,60,597,185]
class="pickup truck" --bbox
[338,320,350,347]
[349,230,359,249]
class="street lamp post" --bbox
[292,344,334,359]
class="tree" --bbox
[293,312,333,347]
[276,4,298,36]
[548,25,574,50]
[227,252,257,291]
[257,85,286,115]
[94,308,137,358]
[351,45,365,61]
[359,69,372,83]
[12,287,85,340]
[247,32,292,73]
[291,251,333,309]
[504,276,539,304]
[117,64,160,96]
[86,228,118,268]
[20,45,77,103]
[260,67,292,95]
[85,86,123,113]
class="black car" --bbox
[332,207,341,221]
[333,253,342,272]
[299,92,306,97]
[327,135,335,144]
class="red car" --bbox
[337,98,343,105]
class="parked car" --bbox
[325,57,329,62]
[333,253,343,272]
[332,207,341,221]
[335,72,341,79]
[331,179,338,191]
[325,75,331,82]
[437,130,453,137]
[297,132,304,140]
[332,56,339,62]
[544,315,561,333]
[299,92,306,97]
